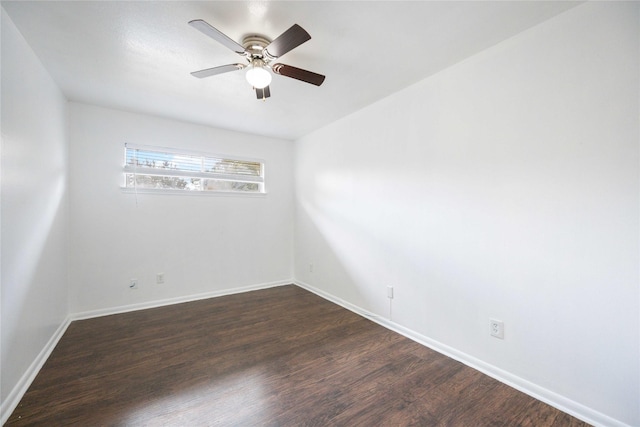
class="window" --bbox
[122,144,264,194]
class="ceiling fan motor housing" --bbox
[242,35,271,60]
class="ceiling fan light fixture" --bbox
[189,20,325,99]
[246,60,272,89]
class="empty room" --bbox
[1,1,638,426]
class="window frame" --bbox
[121,143,266,196]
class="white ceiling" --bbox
[2,1,580,140]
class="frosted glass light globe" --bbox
[246,65,272,89]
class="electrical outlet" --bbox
[129,279,138,289]
[490,319,504,339]
[387,286,394,299]
[156,273,165,284]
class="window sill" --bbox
[120,187,267,198]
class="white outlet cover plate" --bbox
[490,319,504,339]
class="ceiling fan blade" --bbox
[191,64,245,79]
[264,24,311,59]
[255,86,271,100]
[189,19,246,55]
[272,63,325,86]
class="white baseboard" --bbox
[71,279,292,321]
[3,279,628,427]
[1,316,72,426]
[294,280,629,427]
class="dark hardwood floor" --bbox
[7,285,589,426]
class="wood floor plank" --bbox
[6,285,590,426]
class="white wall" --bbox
[294,2,639,426]
[68,103,293,314]
[1,8,69,414]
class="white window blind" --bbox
[123,144,264,194]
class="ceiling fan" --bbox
[189,19,326,100]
